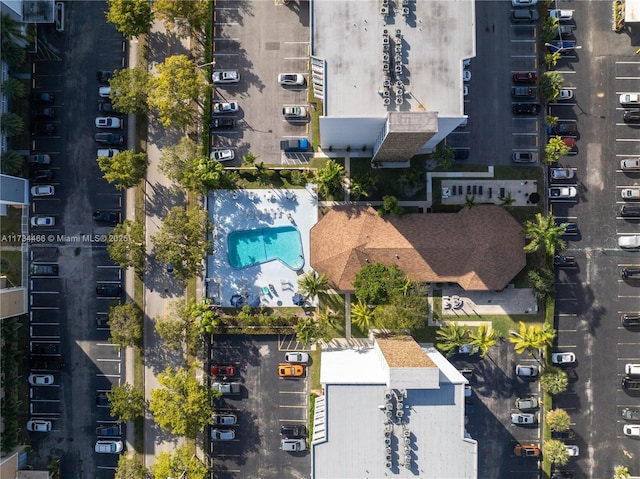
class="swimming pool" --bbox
[227,225,305,270]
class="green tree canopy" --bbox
[528,267,555,298]
[0,150,23,175]
[108,302,143,348]
[546,408,571,431]
[315,160,345,199]
[378,195,405,216]
[1,77,25,101]
[373,282,429,331]
[149,366,214,436]
[109,67,151,114]
[148,55,206,129]
[509,321,556,357]
[545,135,572,163]
[351,300,375,331]
[107,220,145,272]
[297,270,330,302]
[524,213,567,256]
[151,445,208,479]
[159,136,199,184]
[97,150,148,190]
[294,316,328,346]
[107,383,145,423]
[153,0,209,35]
[182,156,240,193]
[468,324,501,358]
[540,366,569,395]
[151,205,213,280]
[106,0,153,38]
[436,322,470,357]
[353,262,406,305]
[538,71,564,101]
[115,454,148,479]
[543,439,570,466]
[1,112,23,136]
[614,465,631,479]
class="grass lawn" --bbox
[310,348,322,389]
[0,250,23,286]
[1,206,24,244]
[349,157,427,201]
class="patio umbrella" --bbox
[292,293,304,306]
[247,294,260,308]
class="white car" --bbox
[211,428,235,440]
[624,424,640,437]
[551,352,576,365]
[97,148,120,158]
[558,89,574,100]
[621,159,640,170]
[31,185,55,197]
[95,440,124,454]
[511,413,537,425]
[282,106,308,118]
[515,364,539,377]
[210,149,235,162]
[626,363,640,376]
[512,0,537,5]
[565,445,579,457]
[28,373,54,386]
[212,70,240,83]
[284,352,309,364]
[212,414,237,425]
[30,216,55,227]
[621,93,640,105]
[549,186,577,198]
[99,86,111,98]
[95,117,122,129]
[213,102,239,114]
[27,419,52,432]
[463,70,471,82]
[550,168,574,180]
[281,438,306,451]
[622,188,640,199]
[549,9,574,21]
[619,235,640,249]
[278,73,305,86]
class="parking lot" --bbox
[211,0,311,164]
[210,334,310,479]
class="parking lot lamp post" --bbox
[196,60,216,69]
[544,43,582,54]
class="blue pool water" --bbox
[227,226,305,270]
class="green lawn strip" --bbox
[308,392,317,441]
[0,206,23,244]
[541,294,555,477]
[348,157,426,201]
[310,349,322,390]
[0,250,22,286]
[307,81,323,151]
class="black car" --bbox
[551,472,574,479]
[551,429,576,440]
[622,377,640,390]
[96,70,114,83]
[511,87,536,99]
[30,264,59,276]
[31,342,59,355]
[512,151,536,163]
[95,132,124,145]
[96,285,122,297]
[98,101,115,112]
[211,118,235,129]
[513,103,540,115]
[554,255,576,267]
[96,425,120,436]
[624,109,640,123]
[35,92,55,103]
[622,314,640,326]
[556,221,578,235]
[280,424,307,438]
[552,122,577,135]
[96,393,110,406]
[32,107,55,119]
[453,149,470,161]
[621,268,640,279]
[93,210,120,225]
[621,204,640,218]
[31,169,54,181]
[33,122,56,135]
[96,316,110,328]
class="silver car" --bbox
[284,352,309,364]
[212,70,239,84]
[511,413,537,425]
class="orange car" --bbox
[278,363,305,378]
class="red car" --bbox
[211,365,236,377]
[560,137,577,148]
[512,72,537,84]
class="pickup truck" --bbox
[212,382,241,396]
[280,138,310,152]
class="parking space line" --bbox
[279,390,307,395]
[510,39,536,43]
[96,373,121,378]
[616,138,640,142]
[30,307,60,310]
[278,404,307,408]
[284,56,310,60]
[512,132,538,136]
[511,55,536,58]
[557,329,577,333]
[97,358,122,362]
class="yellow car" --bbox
[278,363,305,377]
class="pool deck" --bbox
[207,187,319,308]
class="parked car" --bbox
[210,149,235,162]
[30,216,55,227]
[95,117,122,129]
[619,235,640,249]
[99,86,111,98]
[27,154,51,165]
[96,393,110,406]
[463,70,471,82]
[620,93,640,106]
[32,107,55,119]
[213,102,239,114]
[511,8,539,22]
[30,264,58,276]
[548,40,577,54]
[622,377,640,389]
[549,9,574,21]
[210,365,236,377]
[212,414,237,425]
[95,132,124,145]
[96,285,122,297]
[512,72,537,84]
[512,87,536,98]
[557,221,578,235]
[558,89,574,100]
[550,167,575,180]
[554,255,576,267]
[622,314,640,327]
[551,429,576,441]
[512,0,537,6]
[514,444,540,457]
[278,73,305,86]
[624,424,640,437]
[211,428,235,441]
[35,92,55,103]
[552,122,577,134]
[624,109,640,122]
[621,159,640,170]
[622,188,640,200]
[549,186,577,199]
[98,101,115,112]
[560,136,577,148]
[92,210,120,225]
[565,445,579,457]
[512,151,536,163]
[27,419,52,432]
[30,342,59,354]
[281,438,306,451]
[31,185,55,197]
[621,268,640,279]
[551,352,576,364]
[95,440,123,454]
[28,373,54,386]
[515,397,539,410]
[621,204,640,217]
[556,24,575,37]
[284,352,309,364]
[33,122,56,135]
[211,382,241,396]
[511,412,537,425]
[96,425,121,436]
[281,424,307,438]
[96,70,114,83]
[211,118,235,129]
[622,408,640,420]
[278,363,305,377]
[283,106,308,119]
[513,103,540,115]
[32,169,54,181]
[97,148,120,158]
[516,364,539,377]
[626,364,640,377]
[212,70,240,83]
[96,316,109,328]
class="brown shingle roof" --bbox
[310,205,525,291]
[376,335,436,368]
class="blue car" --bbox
[548,41,576,54]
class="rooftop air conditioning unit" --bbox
[396,409,404,417]
[403,429,410,437]
[385,437,391,446]
[380,6,388,14]
[383,97,391,106]
[386,462,392,468]
[403,7,409,15]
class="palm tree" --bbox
[464,195,477,208]
[0,150,23,175]
[0,113,23,136]
[545,115,559,127]
[544,51,561,69]
[297,270,329,301]
[528,267,555,298]
[315,160,345,199]
[508,321,542,356]
[242,151,259,166]
[315,306,340,330]
[468,324,500,358]
[524,213,567,256]
[254,161,270,186]
[499,192,516,206]
[1,13,30,49]
[1,77,25,102]
[351,300,375,331]
[436,322,470,357]
[538,71,564,101]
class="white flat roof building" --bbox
[311,0,476,163]
[312,335,477,479]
